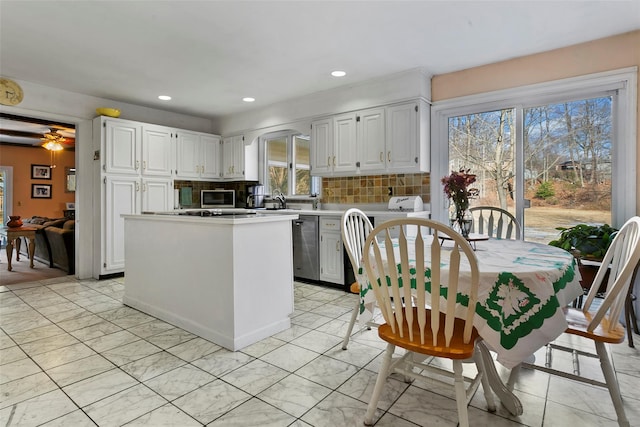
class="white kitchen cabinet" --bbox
[357,107,386,172]
[102,119,173,177]
[94,116,176,277]
[222,135,245,179]
[310,99,429,176]
[310,113,359,176]
[103,175,139,274]
[176,131,221,180]
[101,175,173,274]
[142,124,173,177]
[311,117,333,175]
[141,178,173,212]
[103,119,141,175]
[385,100,430,173]
[319,216,344,285]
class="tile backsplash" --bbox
[175,173,430,207]
[321,173,430,204]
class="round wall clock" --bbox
[0,78,24,106]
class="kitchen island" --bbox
[122,212,298,351]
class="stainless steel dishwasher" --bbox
[292,215,319,282]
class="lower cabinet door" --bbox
[319,217,344,284]
[104,176,139,273]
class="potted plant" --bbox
[548,223,618,261]
[549,223,618,295]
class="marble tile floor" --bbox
[1,276,639,426]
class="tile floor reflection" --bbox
[0,277,638,426]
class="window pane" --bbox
[266,137,288,194]
[524,97,612,242]
[293,135,310,195]
[448,109,516,211]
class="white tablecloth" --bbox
[359,236,584,368]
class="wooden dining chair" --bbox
[340,208,375,350]
[509,216,640,427]
[469,206,522,240]
[362,218,496,427]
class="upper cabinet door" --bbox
[357,108,386,172]
[386,102,419,172]
[142,125,173,177]
[200,134,221,179]
[176,131,201,178]
[333,113,357,173]
[104,120,141,175]
[311,118,333,176]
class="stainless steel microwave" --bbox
[201,189,235,208]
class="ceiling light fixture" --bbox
[41,130,65,168]
[158,95,171,101]
[331,70,346,77]
[242,97,255,102]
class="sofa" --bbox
[19,216,75,274]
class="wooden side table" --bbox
[1,226,37,271]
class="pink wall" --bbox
[431,30,640,214]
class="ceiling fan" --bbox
[0,114,76,147]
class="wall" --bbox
[0,145,75,218]
[432,30,640,215]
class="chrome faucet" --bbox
[273,190,287,209]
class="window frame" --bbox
[261,130,318,197]
[431,67,637,229]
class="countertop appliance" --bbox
[387,196,424,211]
[292,215,319,282]
[201,189,235,208]
[246,184,265,208]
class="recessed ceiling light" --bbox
[158,95,171,101]
[331,70,346,77]
[242,97,255,102]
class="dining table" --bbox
[357,234,584,415]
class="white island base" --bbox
[123,213,298,351]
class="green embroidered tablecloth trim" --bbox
[362,259,577,350]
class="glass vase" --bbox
[449,206,473,238]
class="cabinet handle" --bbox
[379,152,383,162]
[136,160,140,170]
[135,182,140,191]
[327,156,331,167]
[201,165,204,173]
[333,156,336,166]
[143,161,146,170]
[387,151,391,162]
[336,241,340,252]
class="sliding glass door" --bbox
[446,95,613,243]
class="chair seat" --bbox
[350,281,360,294]
[564,307,626,344]
[378,307,479,359]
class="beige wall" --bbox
[432,30,640,215]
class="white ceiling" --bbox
[1,0,639,120]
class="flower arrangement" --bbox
[441,168,479,236]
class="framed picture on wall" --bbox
[31,164,51,180]
[32,184,52,199]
